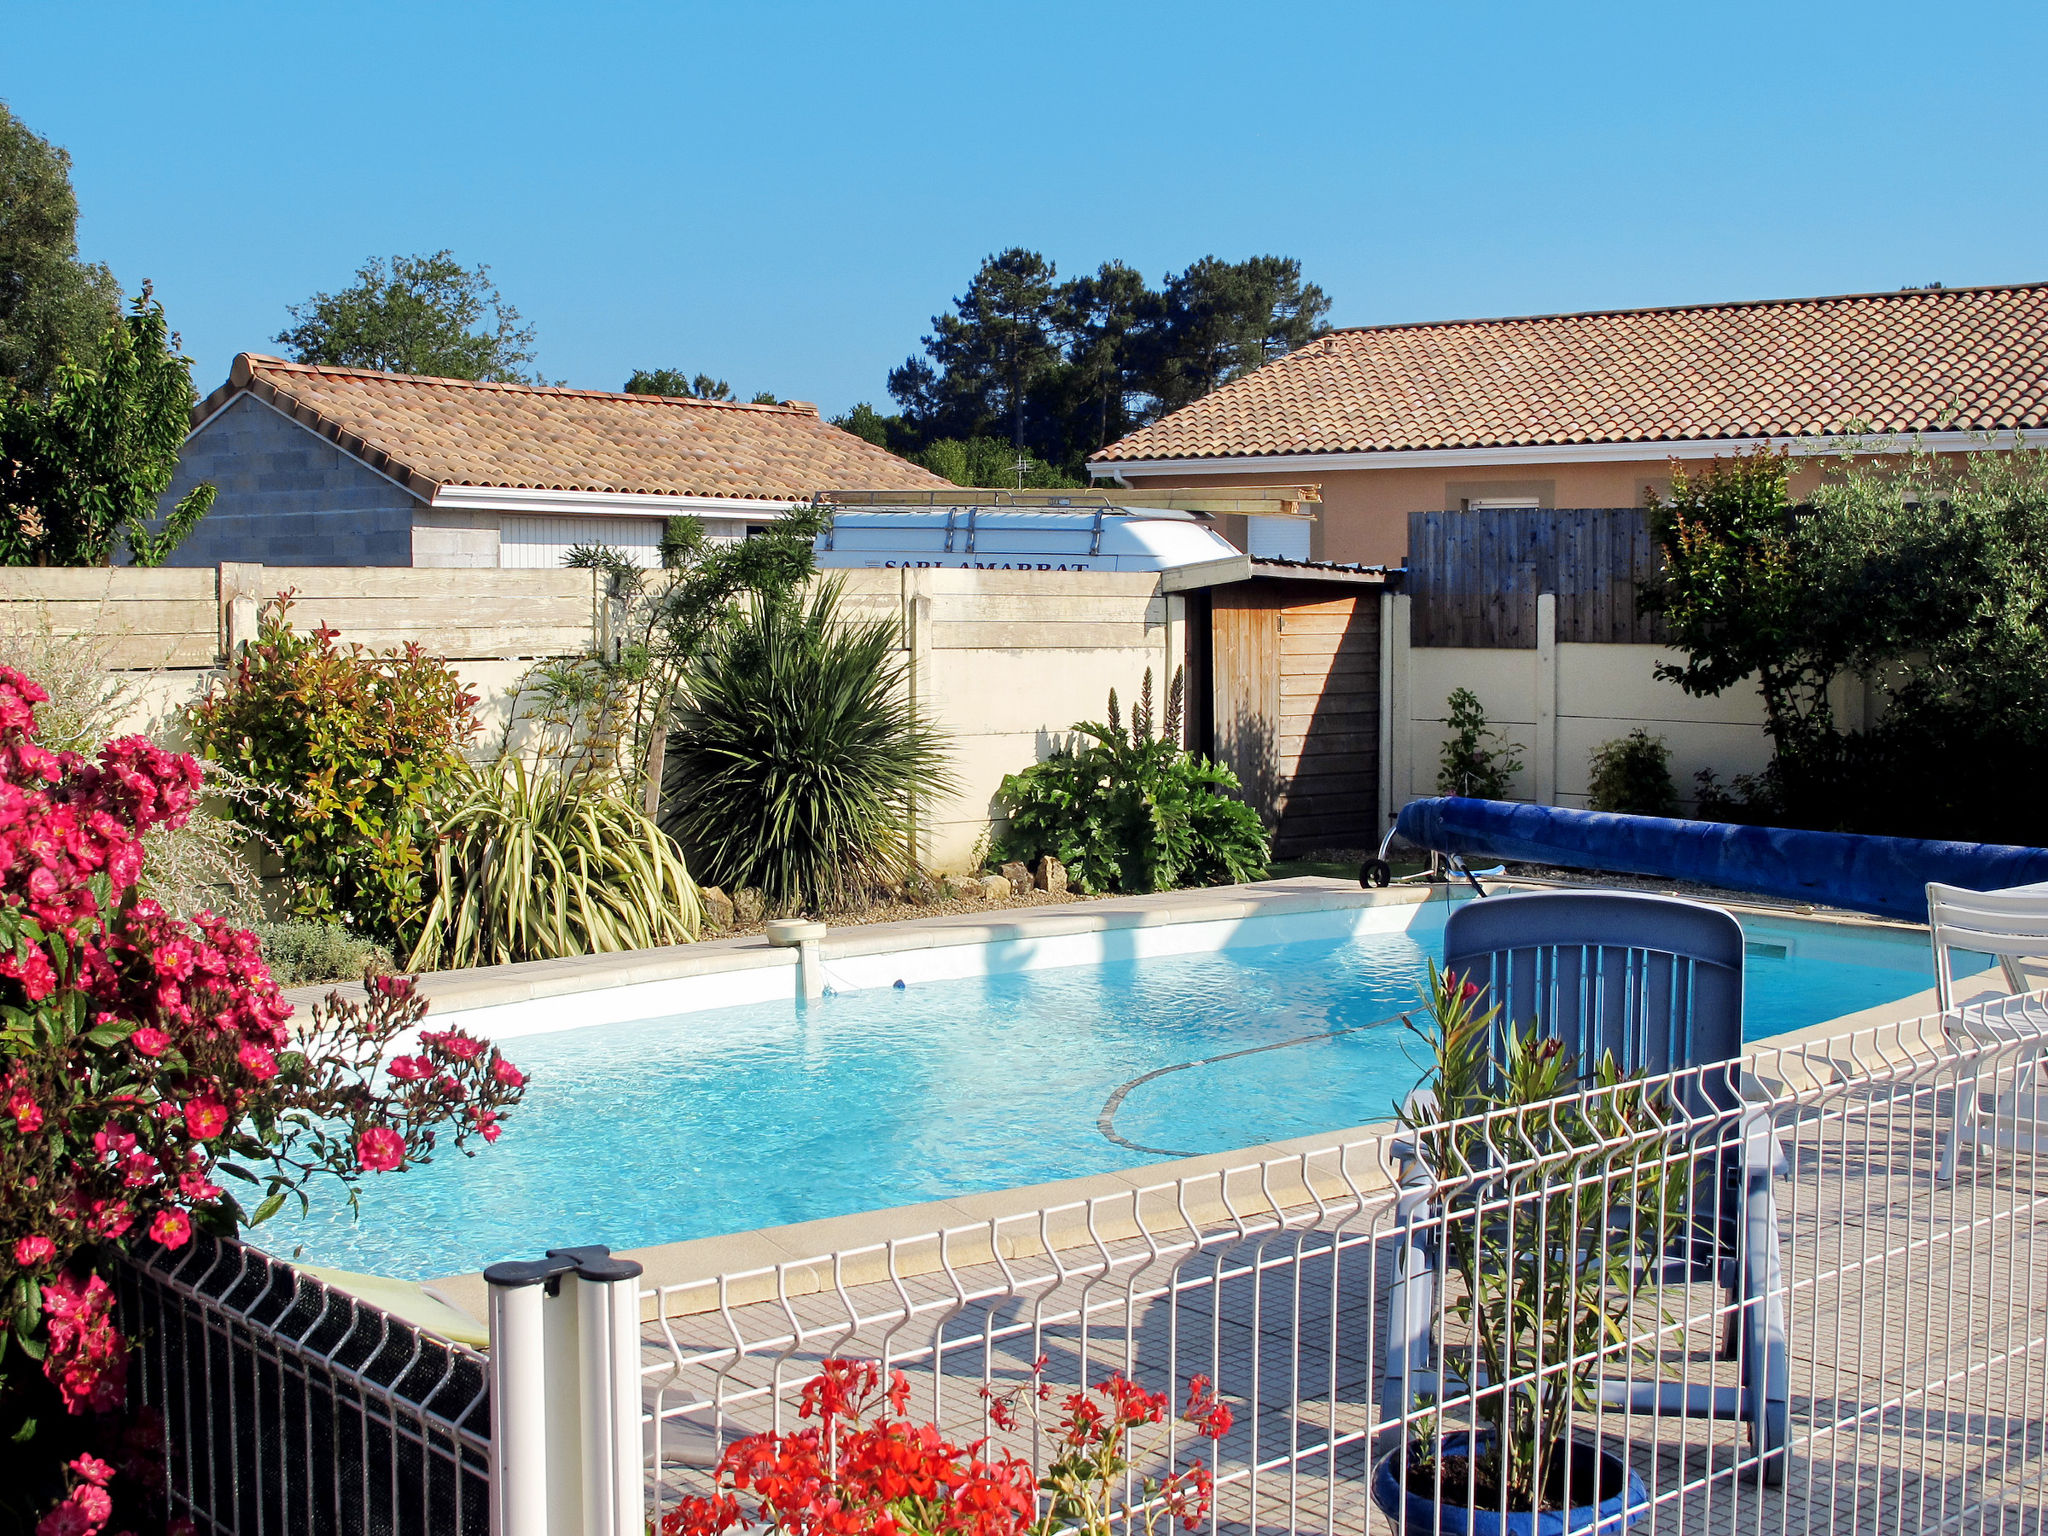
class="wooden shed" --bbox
[1178,559,1393,857]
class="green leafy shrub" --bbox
[189,597,479,946]
[993,669,1270,894]
[1586,729,1678,817]
[660,579,953,913]
[410,758,701,969]
[251,920,396,988]
[1437,687,1523,799]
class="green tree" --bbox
[276,251,541,383]
[0,286,217,566]
[832,401,912,452]
[625,368,733,400]
[0,102,122,395]
[1143,255,1331,413]
[913,436,1080,489]
[1046,260,1158,464]
[889,248,1061,449]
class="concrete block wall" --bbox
[1385,591,1871,815]
[836,568,1183,872]
[156,393,422,567]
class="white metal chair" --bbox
[1927,881,2048,1179]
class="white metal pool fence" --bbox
[130,994,2048,1535]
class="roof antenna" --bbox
[1013,453,1031,489]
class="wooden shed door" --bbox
[1274,594,1380,854]
[1210,584,1381,856]
[1211,590,1283,818]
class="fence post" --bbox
[1534,592,1558,805]
[485,1245,647,1536]
[216,563,264,662]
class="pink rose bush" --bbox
[0,667,527,1533]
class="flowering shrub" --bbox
[0,665,525,1534]
[660,1358,1230,1536]
[188,597,479,947]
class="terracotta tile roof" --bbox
[198,354,947,502]
[1093,283,2048,463]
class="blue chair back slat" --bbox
[1443,890,1746,1112]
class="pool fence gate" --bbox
[129,992,2048,1534]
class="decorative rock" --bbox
[979,874,1012,901]
[999,861,1032,898]
[732,888,765,924]
[1034,855,1068,896]
[938,872,981,901]
[699,886,735,932]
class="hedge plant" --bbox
[1586,729,1678,817]
[992,669,1269,894]
[188,597,478,947]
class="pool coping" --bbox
[413,877,1965,1327]
[281,877,1444,1021]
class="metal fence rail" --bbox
[122,1236,491,1536]
[635,996,2048,1535]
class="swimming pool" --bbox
[269,901,1961,1280]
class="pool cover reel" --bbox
[1392,797,2048,924]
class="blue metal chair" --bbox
[1379,889,1789,1482]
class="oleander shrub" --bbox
[1586,729,1679,817]
[188,597,479,947]
[0,665,525,1534]
[660,579,953,913]
[409,757,702,970]
[992,669,1270,894]
[0,620,264,921]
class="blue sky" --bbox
[7,1,2043,418]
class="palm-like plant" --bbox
[408,757,701,970]
[659,579,953,913]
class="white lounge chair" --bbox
[1928,881,2048,1179]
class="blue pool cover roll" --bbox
[1394,797,2048,924]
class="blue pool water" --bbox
[270,912,1954,1280]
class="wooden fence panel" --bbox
[0,569,219,668]
[1406,508,1669,648]
[240,567,596,660]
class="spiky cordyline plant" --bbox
[659,579,954,913]
[408,756,701,970]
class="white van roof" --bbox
[810,486,1319,576]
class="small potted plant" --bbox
[1373,963,1685,1535]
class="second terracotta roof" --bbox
[200,354,948,501]
[1093,283,2048,463]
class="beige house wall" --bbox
[1110,455,1904,569]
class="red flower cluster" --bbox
[42,1271,124,1415]
[0,666,528,1534]
[663,1359,1232,1536]
[663,1359,1038,1536]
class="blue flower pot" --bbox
[1370,1433,1649,1536]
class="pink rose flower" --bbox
[183,1094,229,1140]
[130,1026,170,1057]
[14,1234,55,1266]
[355,1125,406,1173]
[148,1210,193,1250]
[491,1056,526,1088]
